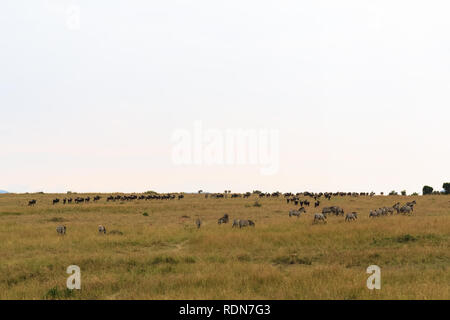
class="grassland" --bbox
[0,193,449,300]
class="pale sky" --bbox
[1,1,449,194]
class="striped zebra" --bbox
[232,219,239,228]
[345,212,358,222]
[195,218,202,229]
[289,207,305,218]
[239,219,255,228]
[313,213,327,224]
[56,225,66,235]
[218,214,229,224]
[400,205,413,215]
[369,210,379,218]
[98,225,106,234]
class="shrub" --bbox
[443,183,450,195]
[253,201,262,207]
[422,185,433,195]
[389,190,398,196]
[401,190,407,196]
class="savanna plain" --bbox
[0,193,449,299]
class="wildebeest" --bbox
[218,214,229,224]
[28,199,36,206]
[56,225,66,235]
[239,219,255,228]
[98,225,106,234]
[314,201,320,208]
[313,213,327,224]
[52,198,60,205]
[195,218,202,229]
[345,212,358,222]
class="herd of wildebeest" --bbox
[24,191,417,235]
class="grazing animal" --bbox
[28,199,36,206]
[313,213,327,224]
[369,210,379,218]
[314,201,320,208]
[56,225,66,235]
[289,207,306,218]
[218,214,229,224]
[345,212,358,222]
[400,205,413,215]
[195,218,202,229]
[232,219,239,228]
[98,225,106,234]
[52,198,60,205]
[239,219,255,228]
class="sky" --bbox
[0,0,449,194]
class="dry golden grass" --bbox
[0,193,449,299]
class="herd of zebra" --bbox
[288,200,417,224]
[369,201,416,217]
[195,214,255,229]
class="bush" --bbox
[401,190,407,196]
[423,185,433,195]
[443,183,450,195]
[389,190,398,196]
[253,201,262,207]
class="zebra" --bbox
[313,213,327,224]
[406,200,416,208]
[369,210,379,218]
[98,225,106,234]
[56,225,66,235]
[232,219,239,228]
[218,214,229,224]
[289,208,305,218]
[400,205,413,215]
[393,202,401,214]
[345,212,358,222]
[195,218,202,229]
[239,219,255,228]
